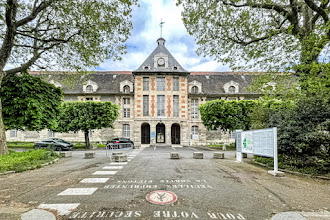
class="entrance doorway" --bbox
[171,123,180,144]
[156,123,165,143]
[141,123,150,144]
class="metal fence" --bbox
[106,143,133,160]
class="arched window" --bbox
[192,126,198,135]
[123,85,130,93]
[228,86,236,94]
[86,85,93,93]
[191,86,199,94]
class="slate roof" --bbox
[133,38,189,74]
[188,74,257,94]
[32,71,259,95]
[38,72,134,94]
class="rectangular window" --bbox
[230,131,236,139]
[143,95,149,116]
[143,77,149,91]
[192,126,199,135]
[173,95,179,117]
[10,129,17,137]
[88,129,92,138]
[48,130,55,138]
[123,98,130,118]
[173,77,179,91]
[191,99,199,119]
[157,77,165,91]
[157,95,165,116]
[123,124,130,138]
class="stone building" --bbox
[6,38,260,146]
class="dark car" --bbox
[33,138,73,151]
[106,138,134,148]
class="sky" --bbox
[96,0,231,72]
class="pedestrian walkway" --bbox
[22,148,143,219]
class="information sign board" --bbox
[235,130,242,152]
[241,131,253,154]
[253,128,274,157]
[236,127,279,175]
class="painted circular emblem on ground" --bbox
[146,191,177,205]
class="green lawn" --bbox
[208,143,236,151]
[0,149,60,173]
[7,142,106,149]
[7,142,34,148]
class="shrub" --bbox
[0,149,60,173]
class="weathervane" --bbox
[160,19,165,38]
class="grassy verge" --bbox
[207,143,236,151]
[254,155,330,177]
[7,142,34,148]
[0,149,60,173]
[7,141,106,149]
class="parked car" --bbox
[106,138,134,149]
[33,138,73,151]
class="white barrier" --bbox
[106,143,133,162]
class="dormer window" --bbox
[173,66,178,70]
[224,81,239,94]
[86,85,93,93]
[229,86,236,94]
[123,85,130,93]
[83,80,98,93]
[144,66,150,70]
[192,86,199,94]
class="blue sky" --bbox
[96,0,231,72]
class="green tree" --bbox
[0,0,137,154]
[0,71,63,132]
[199,100,255,132]
[177,0,330,71]
[56,102,119,148]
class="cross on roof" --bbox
[160,19,165,38]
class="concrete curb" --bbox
[252,159,330,180]
[0,158,60,176]
[271,211,330,220]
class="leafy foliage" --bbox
[250,64,330,174]
[177,0,330,71]
[199,100,255,132]
[0,72,63,131]
[0,0,137,73]
[55,102,119,148]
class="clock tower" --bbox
[132,38,190,146]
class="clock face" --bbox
[157,58,165,66]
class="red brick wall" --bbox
[167,95,171,117]
[151,95,155,117]
[151,78,155,90]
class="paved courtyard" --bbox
[0,146,329,219]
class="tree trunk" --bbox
[84,131,90,149]
[0,71,8,155]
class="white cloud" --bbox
[97,0,231,72]
[190,60,231,72]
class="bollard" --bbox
[113,155,128,162]
[170,152,180,159]
[214,152,224,159]
[193,152,203,159]
[60,152,72,158]
[85,152,95,159]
